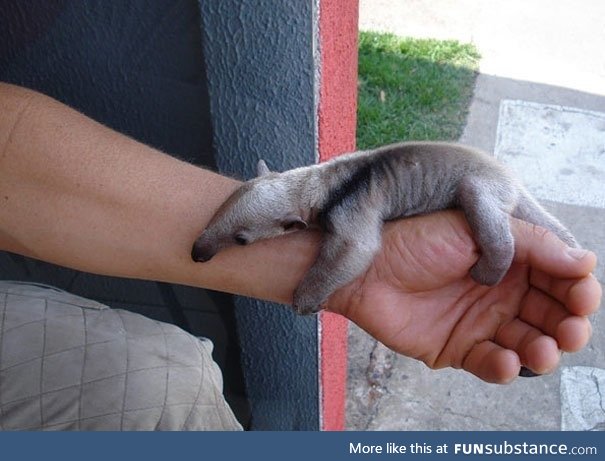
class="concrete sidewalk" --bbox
[348,0,605,430]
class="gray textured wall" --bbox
[200,0,319,430]
[0,0,215,165]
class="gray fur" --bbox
[192,141,577,315]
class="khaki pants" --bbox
[0,281,241,431]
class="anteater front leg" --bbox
[293,209,382,315]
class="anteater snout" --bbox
[191,238,217,263]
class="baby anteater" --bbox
[191,141,577,315]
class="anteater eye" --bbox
[234,235,248,246]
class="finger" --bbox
[530,271,602,316]
[519,287,573,336]
[519,287,593,352]
[557,316,593,352]
[495,319,560,374]
[511,219,597,278]
[462,341,521,384]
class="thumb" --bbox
[511,218,596,278]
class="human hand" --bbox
[327,211,602,384]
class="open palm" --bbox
[328,211,601,383]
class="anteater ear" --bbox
[256,159,271,177]
[281,214,308,231]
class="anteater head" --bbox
[191,160,308,263]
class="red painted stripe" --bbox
[318,0,359,431]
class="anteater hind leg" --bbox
[459,178,543,378]
[457,177,517,286]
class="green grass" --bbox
[357,31,480,149]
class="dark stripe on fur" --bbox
[318,162,373,231]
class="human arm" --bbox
[1,83,600,383]
[0,82,319,302]
[328,212,601,383]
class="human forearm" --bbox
[0,83,318,304]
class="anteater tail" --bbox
[511,189,578,379]
[512,188,578,248]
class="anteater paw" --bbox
[292,289,325,316]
